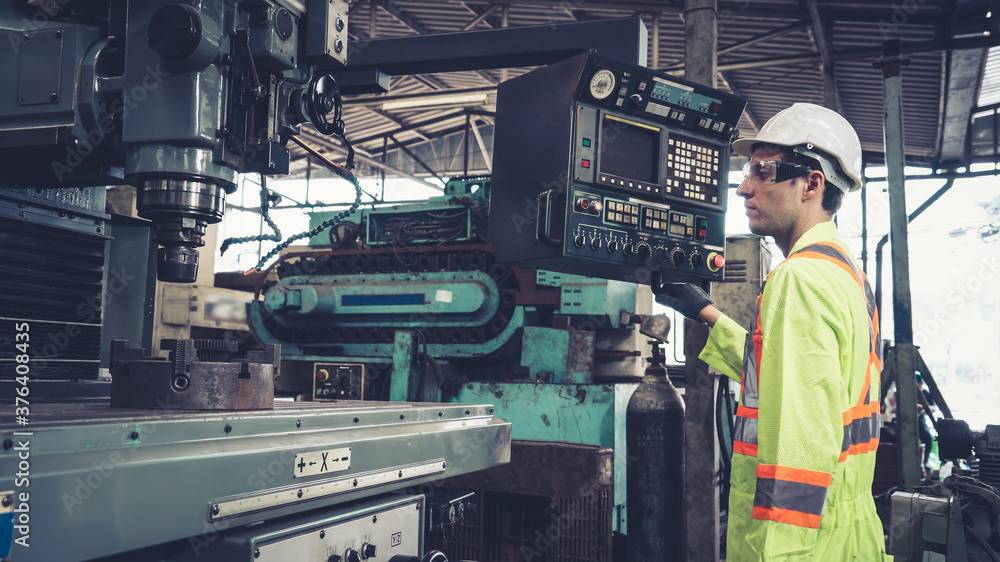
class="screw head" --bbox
[254,548,261,558]
[353,417,360,423]
[320,530,325,538]
[129,431,139,440]
[224,424,233,434]
[353,479,358,487]
[372,515,377,523]
[212,504,220,515]
[296,419,302,428]
[399,414,405,420]
[3,439,13,450]
[2,496,11,507]
[297,489,303,498]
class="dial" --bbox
[670,248,687,267]
[589,69,616,100]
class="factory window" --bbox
[215,174,443,273]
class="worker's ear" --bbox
[801,170,825,203]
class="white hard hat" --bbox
[732,103,864,193]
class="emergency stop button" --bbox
[707,252,725,272]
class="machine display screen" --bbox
[650,80,722,115]
[599,115,659,184]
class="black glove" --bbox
[653,283,714,321]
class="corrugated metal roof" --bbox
[286,0,1000,177]
[980,46,1000,107]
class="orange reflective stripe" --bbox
[794,250,863,288]
[756,465,833,488]
[736,405,758,419]
[842,401,880,424]
[839,438,880,462]
[733,441,758,456]
[751,506,822,529]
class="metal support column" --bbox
[874,39,921,492]
[390,330,418,402]
[683,2,720,560]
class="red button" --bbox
[581,159,590,168]
[580,199,590,209]
[699,229,707,238]
[713,254,725,268]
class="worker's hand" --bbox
[653,283,714,322]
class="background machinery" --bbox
[0,2,509,561]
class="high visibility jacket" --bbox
[701,222,890,561]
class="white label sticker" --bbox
[293,447,352,478]
[434,290,453,303]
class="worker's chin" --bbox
[746,220,770,237]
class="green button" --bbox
[582,138,591,147]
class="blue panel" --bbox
[341,294,425,306]
[0,511,12,558]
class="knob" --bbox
[623,243,636,256]
[690,251,703,268]
[628,93,643,108]
[573,233,586,247]
[328,556,342,562]
[654,247,668,262]
[670,248,687,267]
[607,239,620,253]
[147,4,202,60]
[317,369,330,382]
[346,549,362,562]
[590,237,603,250]
[361,543,377,558]
[637,244,651,258]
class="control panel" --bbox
[491,51,746,287]
[314,363,365,400]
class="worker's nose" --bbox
[736,178,752,199]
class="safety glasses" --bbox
[741,160,815,185]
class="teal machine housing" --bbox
[250,177,661,532]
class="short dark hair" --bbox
[751,142,843,214]
[821,183,844,214]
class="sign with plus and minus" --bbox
[293,447,352,478]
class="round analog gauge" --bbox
[589,69,616,100]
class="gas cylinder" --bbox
[627,340,686,561]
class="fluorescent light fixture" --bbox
[381,93,489,111]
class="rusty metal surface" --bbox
[110,339,280,410]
